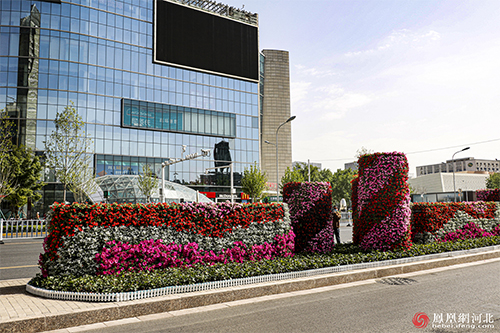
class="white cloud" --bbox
[313,85,373,119]
[295,64,337,77]
[344,29,441,57]
[290,81,311,106]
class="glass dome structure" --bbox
[94,175,212,204]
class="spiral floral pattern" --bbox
[412,312,429,328]
[352,152,412,251]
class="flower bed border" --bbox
[26,245,500,302]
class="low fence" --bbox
[0,219,48,242]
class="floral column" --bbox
[283,182,332,253]
[352,152,412,251]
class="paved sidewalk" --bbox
[1,248,500,333]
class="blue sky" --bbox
[242,0,500,175]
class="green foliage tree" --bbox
[280,162,334,189]
[4,145,44,218]
[0,109,17,205]
[67,162,98,203]
[330,168,356,208]
[486,173,500,189]
[137,164,159,203]
[280,166,305,189]
[241,162,268,202]
[44,102,93,202]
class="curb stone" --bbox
[1,248,499,333]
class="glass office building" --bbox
[0,0,261,214]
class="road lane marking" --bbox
[0,265,38,270]
[1,241,43,244]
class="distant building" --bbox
[416,157,499,177]
[408,173,489,203]
[344,161,358,171]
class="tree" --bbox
[67,162,98,203]
[355,146,373,158]
[280,163,333,188]
[0,109,17,205]
[330,168,356,208]
[280,166,305,189]
[44,102,93,202]
[137,164,159,203]
[241,162,268,202]
[4,145,44,218]
[486,173,500,189]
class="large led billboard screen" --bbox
[154,0,259,82]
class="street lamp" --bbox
[266,116,296,202]
[452,147,470,202]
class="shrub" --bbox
[283,182,333,253]
[352,152,411,251]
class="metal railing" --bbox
[0,218,48,242]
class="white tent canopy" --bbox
[94,175,212,204]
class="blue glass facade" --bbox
[0,0,260,212]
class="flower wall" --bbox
[477,189,500,202]
[411,202,500,243]
[283,182,333,253]
[352,152,411,251]
[39,202,293,277]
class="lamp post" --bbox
[161,147,210,202]
[268,116,296,202]
[452,147,470,202]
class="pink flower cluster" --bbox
[360,197,412,251]
[285,182,331,221]
[477,189,500,201]
[95,232,295,276]
[306,220,336,253]
[438,222,500,243]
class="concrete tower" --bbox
[260,49,292,192]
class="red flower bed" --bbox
[42,202,285,269]
[477,189,500,201]
[410,202,497,240]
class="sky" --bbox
[241,0,500,176]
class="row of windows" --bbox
[95,154,253,181]
[1,88,259,130]
[1,0,152,22]
[35,118,259,153]
[0,60,258,107]
[34,134,259,164]
[0,27,258,94]
[35,79,257,114]
[123,99,236,138]
[0,29,259,95]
